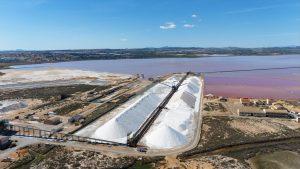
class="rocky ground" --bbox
[2,144,162,169]
[32,146,136,169]
[156,155,248,169]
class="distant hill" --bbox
[0,46,300,68]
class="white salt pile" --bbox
[141,76,202,149]
[142,124,187,148]
[90,75,181,143]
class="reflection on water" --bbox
[250,151,300,169]
[12,55,300,99]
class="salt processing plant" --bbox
[0,70,204,156]
[75,73,203,150]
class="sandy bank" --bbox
[0,68,131,89]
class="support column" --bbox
[19,126,22,135]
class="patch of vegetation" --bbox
[32,146,138,169]
[0,85,108,101]
[54,102,89,116]
[203,102,227,112]
[9,144,56,169]
[129,161,153,169]
[9,152,36,169]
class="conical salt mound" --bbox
[144,124,187,149]
[91,119,127,141]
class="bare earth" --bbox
[228,118,281,136]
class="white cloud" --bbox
[191,14,197,18]
[160,22,176,30]
[120,38,128,42]
[183,24,195,28]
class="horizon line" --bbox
[1,45,299,52]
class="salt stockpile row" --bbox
[90,76,181,143]
[141,76,202,149]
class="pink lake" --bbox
[12,55,300,99]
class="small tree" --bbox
[0,119,9,128]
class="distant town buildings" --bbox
[237,97,300,122]
[238,108,290,118]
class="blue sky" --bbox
[0,0,299,50]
